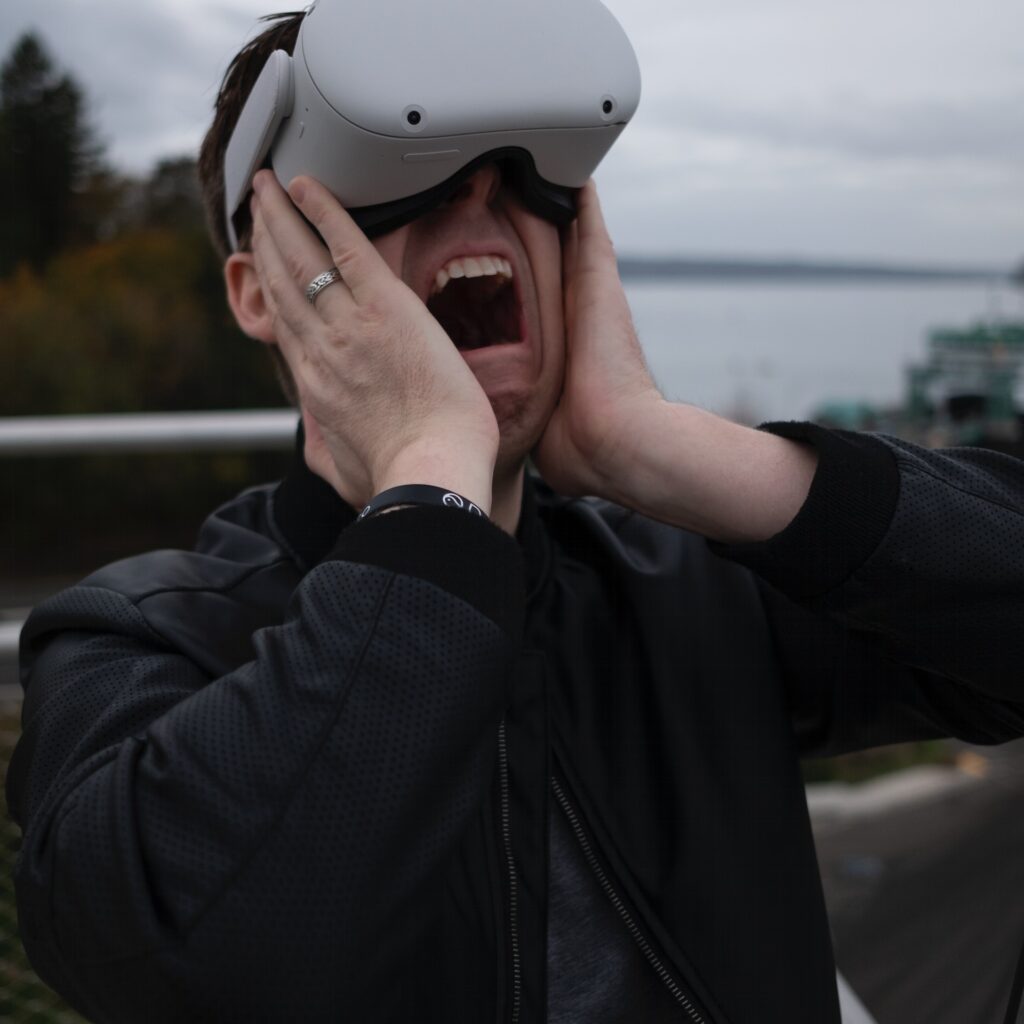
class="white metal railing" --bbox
[1,411,298,659]
[0,621,21,662]
[0,410,297,456]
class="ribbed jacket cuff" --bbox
[324,505,527,640]
[707,421,900,599]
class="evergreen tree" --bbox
[0,32,103,275]
[141,157,205,232]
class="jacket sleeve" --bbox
[708,422,1024,756]
[6,505,525,1023]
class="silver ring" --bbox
[305,268,342,305]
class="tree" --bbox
[140,156,206,232]
[0,227,282,416]
[0,32,104,275]
[0,226,290,578]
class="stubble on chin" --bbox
[492,391,557,472]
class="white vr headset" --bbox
[224,0,641,250]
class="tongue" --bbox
[427,276,518,350]
[455,317,487,351]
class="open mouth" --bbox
[426,255,523,352]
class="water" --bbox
[622,279,1024,424]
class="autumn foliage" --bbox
[0,33,290,579]
[0,227,280,416]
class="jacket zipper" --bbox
[498,719,522,1024]
[550,774,712,1024]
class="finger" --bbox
[575,179,617,272]
[301,408,333,477]
[252,171,351,320]
[250,253,308,393]
[287,175,395,303]
[561,218,580,293]
[251,232,347,414]
[575,179,606,236]
[560,219,580,328]
[251,196,326,345]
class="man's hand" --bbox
[532,180,662,499]
[534,180,819,544]
[250,171,499,513]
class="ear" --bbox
[225,252,277,344]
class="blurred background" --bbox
[1,1,1023,1021]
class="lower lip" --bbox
[457,343,530,381]
[457,342,527,368]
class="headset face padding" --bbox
[346,149,579,239]
[224,0,641,249]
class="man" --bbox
[7,10,1024,1024]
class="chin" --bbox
[492,393,554,470]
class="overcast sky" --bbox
[2,0,1022,265]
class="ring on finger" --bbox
[305,267,343,306]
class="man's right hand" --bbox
[250,170,499,514]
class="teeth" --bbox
[431,254,514,296]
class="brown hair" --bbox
[197,12,306,405]
[198,11,305,260]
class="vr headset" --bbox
[224,0,641,250]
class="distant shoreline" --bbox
[617,257,1010,284]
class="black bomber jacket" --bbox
[7,422,1024,1023]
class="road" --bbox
[813,738,1024,1024]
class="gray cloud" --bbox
[0,0,265,168]
[642,93,1024,164]
[1,0,1021,263]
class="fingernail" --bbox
[289,179,306,204]
[252,171,265,195]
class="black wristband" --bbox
[357,484,487,521]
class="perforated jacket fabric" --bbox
[7,421,1024,1024]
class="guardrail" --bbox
[0,621,21,658]
[0,409,297,456]
[1,410,298,658]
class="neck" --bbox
[490,460,525,536]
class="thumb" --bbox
[301,410,338,485]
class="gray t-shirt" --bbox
[546,800,687,1022]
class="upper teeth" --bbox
[432,255,513,297]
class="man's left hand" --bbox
[531,180,662,500]
[534,180,819,544]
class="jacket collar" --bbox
[270,423,356,571]
[272,421,550,597]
